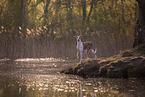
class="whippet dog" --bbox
[75,35,97,64]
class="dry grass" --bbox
[0,30,133,59]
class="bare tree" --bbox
[44,0,51,26]
[81,0,86,24]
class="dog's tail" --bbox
[91,48,97,54]
[94,48,97,54]
[91,48,97,60]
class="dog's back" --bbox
[83,41,93,51]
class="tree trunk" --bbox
[134,0,145,47]
[133,20,144,47]
[21,0,28,36]
[44,0,51,26]
[81,0,86,24]
[66,0,73,28]
[87,0,95,24]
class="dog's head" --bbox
[74,35,81,42]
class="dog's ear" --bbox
[74,35,77,38]
[79,35,82,37]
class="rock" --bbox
[137,43,145,51]
[122,51,133,57]
[76,61,100,78]
[61,46,145,79]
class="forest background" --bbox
[0,0,138,59]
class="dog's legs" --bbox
[77,50,79,59]
[84,49,88,61]
[79,51,82,64]
[91,49,97,60]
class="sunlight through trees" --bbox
[0,0,139,58]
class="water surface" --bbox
[0,58,145,97]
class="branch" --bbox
[27,0,44,14]
[87,0,95,22]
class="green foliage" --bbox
[0,0,137,37]
[0,0,138,58]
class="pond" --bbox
[0,58,145,97]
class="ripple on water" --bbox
[0,58,145,97]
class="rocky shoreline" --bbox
[61,44,145,79]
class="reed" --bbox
[0,28,133,59]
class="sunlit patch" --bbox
[43,88,48,90]
[0,58,143,97]
[14,57,66,62]
[82,89,86,92]
[39,83,43,87]
[94,89,98,92]
[53,77,58,80]
[55,85,59,87]
[101,90,103,92]
[57,88,64,92]
[85,83,92,86]
[70,87,74,90]
[66,80,76,84]
[19,88,21,94]
[129,90,134,92]
[53,63,57,67]
[44,84,48,87]
[39,88,42,90]
[64,90,68,92]
[0,58,10,61]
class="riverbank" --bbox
[61,44,145,79]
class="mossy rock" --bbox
[121,51,133,57]
[61,44,145,79]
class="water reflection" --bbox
[0,58,145,97]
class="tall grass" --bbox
[0,26,133,59]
